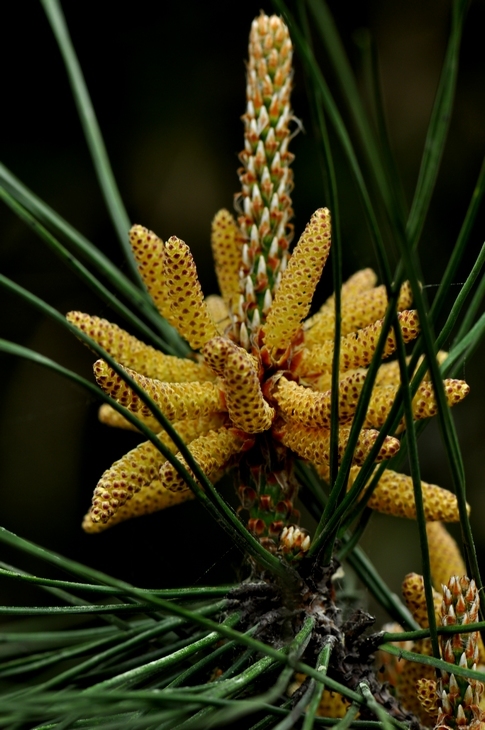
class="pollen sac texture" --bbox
[263,208,331,359]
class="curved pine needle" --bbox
[40,0,133,268]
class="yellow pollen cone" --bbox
[275,421,400,467]
[159,428,245,492]
[317,268,378,314]
[402,572,442,628]
[67,311,212,382]
[271,371,367,429]
[129,224,173,323]
[90,438,164,523]
[204,295,232,335]
[202,335,235,377]
[211,209,245,312]
[262,208,331,358]
[416,678,439,721]
[363,378,469,431]
[304,281,413,346]
[202,337,271,433]
[348,466,464,522]
[88,414,227,524]
[98,403,139,431]
[93,360,225,423]
[83,482,195,533]
[296,310,420,376]
[163,235,219,350]
[426,521,465,591]
[223,347,274,433]
[396,643,436,723]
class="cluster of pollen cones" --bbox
[377,523,485,729]
[66,13,469,567]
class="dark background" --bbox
[0,1,484,616]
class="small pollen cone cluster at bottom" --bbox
[435,575,485,729]
[378,525,485,727]
[381,570,445,725]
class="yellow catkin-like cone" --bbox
[318,269,379,315]
[367,350,450,389]
[271,371,367,429]
[275,421,400,467]
[93,361,225,423]
[98,403,139,431]
[363,378,470,431]
[373,360,402,388]
[427,521,466,591]
[210,209,245,312]
[204,295,232,335]
[416,678,439,721]
[129,225,173,323]
[402,573,442,628]
[90,439,164,523]
[304,281,413,347]
[313,359,404,392]
[347,466,463,522]
[83,482,196,533]
[202,335,235,377]
[396,641,437,723]
[427,531,485,665]
[66,312,212,382]
[88,414,227,523]
[163,236,219,350]
[97,405,169,434]
[159,427,246,492]
[262,208,331,358]
[310,350,450,393]
[223,347,274,433]
[375,623,412,688]
[202,337,272,432]
[307,351,447,393]
[100,403,224,439]
[396,574,442,721]
[296,310,420,377]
